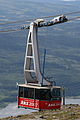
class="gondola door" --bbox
[18,86,40,109]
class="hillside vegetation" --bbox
[0,105,80,120]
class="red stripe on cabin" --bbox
[18,97,61,110]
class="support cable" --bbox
[0,11,80,25]
[0,16,80,33]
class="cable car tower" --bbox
[18,15,68,110]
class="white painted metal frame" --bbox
[24,22,50,85]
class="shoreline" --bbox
[0,98,80,119]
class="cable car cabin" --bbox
[18,84,62,110]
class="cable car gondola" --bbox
[17,18,66,110]
[18,84,62,110]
